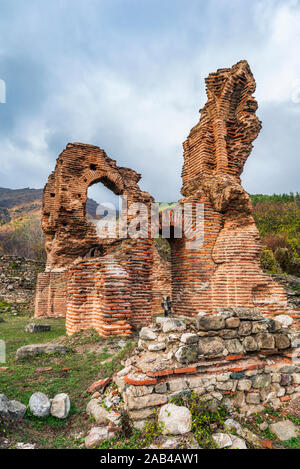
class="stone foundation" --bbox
[114,311,300,428]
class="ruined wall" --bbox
[35,271,67,318]
[66,256,132,337]
[35,143,155,335]
[171,60,288,317]
[114,311,300,428]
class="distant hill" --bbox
[0,187,98,224]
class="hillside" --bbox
[0,187,98,260]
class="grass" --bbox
[1,312,300,450]
[0,312,135,449]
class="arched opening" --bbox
[86,178,122,224]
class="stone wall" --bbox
[0,255,44,312]
[114,311,300,429]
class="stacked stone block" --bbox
[114,310,300,428]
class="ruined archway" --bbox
[35,143,155,334]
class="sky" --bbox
[0,0,299,206]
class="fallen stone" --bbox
[237,428,262,448]
[35,367,53,373]
[259,422,269,431]
[158,403,192,435]
[224,418,242,433]
[16,443,36,450]
[86,399,109,425]
[0,394,26,421]
[149,434,201,450]
[16,343,67,360]
[85,426,112,449]
[29,392,51,418]
[24,323,51,333]
[7,400,26,420]
[212,433,232,449]
[270,420,298,441]
[229,435,247,449]
[0,394,10,419]
[50,393,70,419]
[139,327,157,341]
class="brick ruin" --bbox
[34,143,156,336]
[35,60,294,340]
[169,60,288,318]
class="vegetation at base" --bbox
[251,193,300,276]
[0,312,135,449]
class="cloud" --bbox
[0,0,299,205]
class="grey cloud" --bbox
[0,0,299,205]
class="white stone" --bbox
[86,399,109,424]
[16,443,36,450]
[7,400,26,420]
[117,366,132,377]
[181,333,199,344]
[85,427,110,448]
[270,420,298,441]
[229,435,247,449]
[212,433,232,449]
[275,315,294,328]
[156,318,186,333]
[29,392,51,418]
[158,403,192,435]
[139,327,157,341]
[224,419,242,433]
[50,393,70,419]
[148,342,166,352]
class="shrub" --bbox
[260,247,281,274]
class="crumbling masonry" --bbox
[35,60,294,339]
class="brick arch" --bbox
[42,142,153,271]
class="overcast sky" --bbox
[0,0,299,206]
